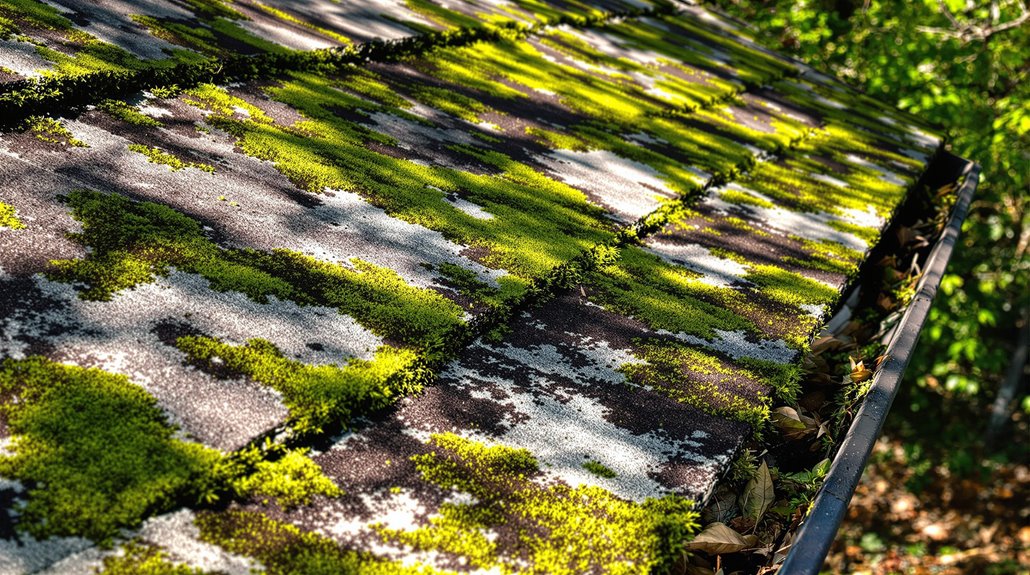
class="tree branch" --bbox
[918,1,1030,42]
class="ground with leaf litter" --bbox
[0,0,946,573]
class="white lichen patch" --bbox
[438,338,727,502]
[660,329,797,364]
[0,530,93,575]
[709,184,869,252]
[444,196,494,220]
[645,241,750,289]
[137,510,259,575]
[537,148,683,223]
[0,39,53,78]
[810,172,849,189]
[1,275,296,450]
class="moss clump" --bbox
[97,99,164,127]
[98,542,212,575]
[0,357,222,543]
[622,343,770,429]
[376,433,699,575]
[176,337,423,434]
[128,143,215,172]
[230,448,341,507]
[0,202,25,229]
[26,115,88,147]
[582,459,617,479]
[195,509,447,575]
[587,245,755,339]
[49,189,465,353]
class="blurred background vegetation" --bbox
[708,0,1029,571]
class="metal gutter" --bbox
[779,154,980,573]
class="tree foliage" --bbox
[710,0,1029,471]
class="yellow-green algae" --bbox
[0,202,25,229]
[196,509,457,575]
[0,357,222,542]
[176,336,423,434]
[26,115,88,147]
[374,433,698,575]
[128,143,215,172]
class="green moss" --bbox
[621,342,770,428]
[230,448,341,507]
[0,357,223,543]
[745,264,838,308]
[827,218,880,245]
[98,542,213,575]
[376,433,699,575]
[183,83,273,122]
[35,38,148,78]
[196,509,451,575]
[0,202,25,229]
[176,336,422,434]
[26,115,88,147]
[582,459,617,479]
[97,99,164,127]
[784,236,863,276]
[49,189,465,353]
[128,143,215,172]
[719,187,774,208]
[410,85,487,123]
[587,245,755,339]
[524,125,590,151]
[0,0,72,36]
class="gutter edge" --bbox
[778,156,981,574]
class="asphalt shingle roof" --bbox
[0,1,943,573]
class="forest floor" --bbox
[827,432,1029,574]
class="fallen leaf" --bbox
[741,461,775,524]
[770,407,807,431]
[685,522,758,555]
[849,357,874,383]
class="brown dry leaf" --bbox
[685,523,758,555]
[849,357,874,383]
[741,461,775,523]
